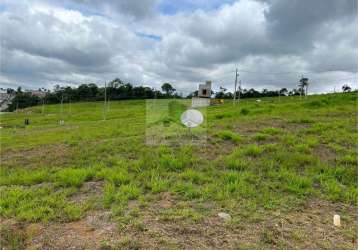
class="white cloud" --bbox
[0,0,357,93]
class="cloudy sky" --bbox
[0,0,357,94]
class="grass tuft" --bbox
[216,130,241,142]
[55,168,94,187]
[244,145,263,157]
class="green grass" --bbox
[215,130,241,142]
[0,92,357,226]
[0,225,26,250]
[55,168,95,187]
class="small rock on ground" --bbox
[218,212,231,221]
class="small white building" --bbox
[192,81,212,108]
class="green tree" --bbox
[342,84,351,93]
[298,77,309,99]
[161,83,176,97]
[279,88,288,96]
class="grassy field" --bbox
[0,93,357,249]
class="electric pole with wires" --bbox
[238,80,242,103]
[233,68,239,104]
[103,82,107,120]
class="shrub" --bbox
[215,113,232,119]
[240,108,250,115]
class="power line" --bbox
[205,68,358,77]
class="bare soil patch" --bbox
[1,144,73,168]
[1,198,353,249]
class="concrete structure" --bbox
[192,81,212,108]
[198,81,212,98]
[192,97,210,108]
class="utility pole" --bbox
[299,74,303,100]
[69,98,71,114]
[42,98,45,114]
[60,94,64,119]
[238,80,241,103]
[233,68,238,104]
[103,82,107,120]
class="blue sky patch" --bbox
[136,32,162,41]
[158,0,235,15]
[0,3,6,12]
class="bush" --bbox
[215,113,232,119]
[240,108,250,115]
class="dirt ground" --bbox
[1,197,356,250]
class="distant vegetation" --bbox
[5,79,182,112]
[3,78,354,112]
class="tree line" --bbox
[3,78,353,112]
[5,79,180,111]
